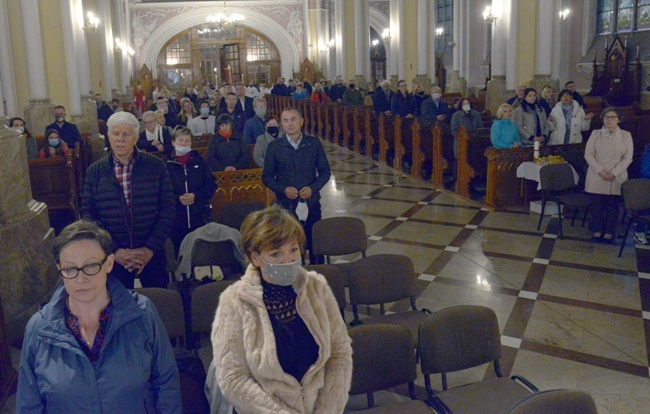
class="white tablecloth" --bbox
[516,161,579,190]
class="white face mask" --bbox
[431,93,441,100]
[15,126,25,134]
[295,199,309,222]
[174,145,191,156]
[462,104,471,112]
[257,254,302,286]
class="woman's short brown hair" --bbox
[240,205,306,262]
[53,220,114,263]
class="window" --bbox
[597,0,650,33]
[436,0,453,52]
[164,35,191,65]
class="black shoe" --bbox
[602,234,615,244]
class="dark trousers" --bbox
[111,249,168,289]
[303,204,323,265]
[588,193,620,235]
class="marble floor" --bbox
[318,142,650,413]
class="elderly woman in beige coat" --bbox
[584,107,633,243]
[210,205,352,414]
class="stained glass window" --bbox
[597,0,650,33]
[436,0,453,52]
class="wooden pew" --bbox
[393,116,415,172]
[364,110,380,159]
[192,133,213,158]
[210,168,275,221]
[378,113,395,164]
[455,127,492,199]
[432,122,455,185]
[332,104,344,146]
[412,118,436,180]
[28,153,79,218]
[341,106,356,150]
[353,106,371,154]
[324,103,336,142]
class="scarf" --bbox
[219,129,233,140]
[561,103,573,145]
[145,125,162,143]
[174,152,191,166]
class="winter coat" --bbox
[548,100,591,145]
[166,150,217,231]
[390,92,416,118]
[261,134,331,212]
[82,149,176,253]
[244,116,266,145]
[372,88,393,114]
[253,131,280,168]
[512,103,550,146]
[310,90,329,104]
[45,121,83,149]
[211,265,353,414]
[421,98,450,122]
[641,145,650,179]
[490,118,521,149]
[451,109,483,137]
[584,127,633,195]
[16,276,182,414]
[205,132,250,172]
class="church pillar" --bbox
[449,0,461,92]
[354,0,369,84]
[486,0,509,114]
[334,0,346,79]
[506,0,518,93]
[428,0,438,86]
[99,0,118,98]
[413,0,431,90]
[314,0,331,79]
[388,0,405,85]
[21,0,54,136]
[529,0,558,93]
[0,0,18,117]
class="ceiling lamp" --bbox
[204,0,244,36]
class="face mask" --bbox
[295,199,309,222]
[56,116,65,123]
[255,107,267,118]
[174,145,191,156]
[349,84,355,89]
[15,126,25,134]
[200,107,210,116]
[171,95,177,100]
[462,104,471,112]
[266,126,279,137]
[432,93,442,100]
[383,87,390,93]
[49,138,60,147]
[257,254,302,286]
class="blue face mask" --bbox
[49,138,60,147]
[257,254,301,286]
[200,107,210,116]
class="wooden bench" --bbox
[455,127,492,199]
[378,113,396,165]
[353,106,372,154]
[364,110,380,159]
[411,118,436,180]
[393,116,415,172]
[432,122,455,185]
[341,106,357,150]
[210,168,275,221]
[28,153,79,218]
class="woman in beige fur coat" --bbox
[584,107,633,243]
[211,205,352,414]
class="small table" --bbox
[516,161,579,190]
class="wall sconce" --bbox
[483,6,498,24]
[559,9,570,20]
[372,39,379,46]
[381,28,391,42]
[435,27,444,36]
[114,38,134,56]
[83,11,100,32]
[127,47,135,57]
[318,41,328,55]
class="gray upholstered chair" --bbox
[618,178,650,256]
[348,254,427,345]
[419,305,538,414]
[216,200,266,231]
[304,264,347,321]
[190,281,236,371]
[312,216,367,285]
[348,324,432,412]
[137,287,186,348]
[507,389,598,414]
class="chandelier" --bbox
[203,0,245,36]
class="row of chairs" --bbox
[348,307,598,414]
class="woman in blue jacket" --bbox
[490,103,521,149]
[17,220,182,414]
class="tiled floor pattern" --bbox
[319,142,650,413]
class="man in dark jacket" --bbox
[46,105,83,149]
[82,111,175,289]
[262,107,331,264]
[372,80,393,115]
[235,83,256,119]
[328,76,347,103]
[95,93,114,122]
[271,77,289,96]
[421,86,450,122]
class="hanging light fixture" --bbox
[203,0,245,36]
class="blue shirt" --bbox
[243,116,266,145]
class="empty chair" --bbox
[190,281,236,371]
[164,238,176,284]
[137,287,186,348]
[348,324,433,412]
[618,179,650,257]
[419,305,538,414]
[536,163,592,239]
[304,264,347,321]
[191,239,244,280]
[507,389,598,414]
[216,200,266,231]
[312,216,368,284]
[349,254,427,345]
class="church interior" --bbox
[2,0,650,413]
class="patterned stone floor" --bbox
[319,142,650,413]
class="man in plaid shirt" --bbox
[82,112,176,289]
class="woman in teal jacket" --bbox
[490,103,521,149]
[17,220,181,414]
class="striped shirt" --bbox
[112,153,134,209]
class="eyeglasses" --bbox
[604,115,619,120]
[58,257,107,279]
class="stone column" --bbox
[529,0,558,93]
[456,0,469,95]
[354,0,369,84]
[334,0,346,79]
[99,0,117,98]
[21,0,53,136]
[113,0,129,94]
[314,0,330,79]
[388,0,405,85]
[449,0,461,91]
[428,0,438,85]
[0,0,17,117]
[506,0,518,93]
[413,0,430,90]
[486,0,509,114]
[60,0,83,115]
